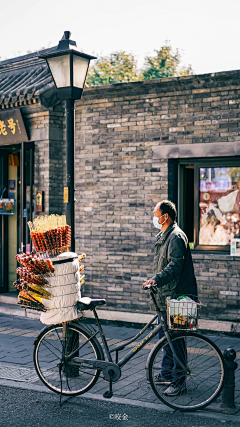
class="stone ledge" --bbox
[192,253,240,261]
[80,69,240,98]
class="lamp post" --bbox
[40,31,96,252]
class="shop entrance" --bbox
[0,142,34,293]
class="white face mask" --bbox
[153,215,167,230]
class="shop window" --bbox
[178,158,240,252]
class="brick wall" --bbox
[24,106,65,216]
[73,71,240,319]
[193,254,240,321]
[48,110,65,215]
[24,109,50,213]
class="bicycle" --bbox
[33,287,225,412]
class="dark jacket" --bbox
[152,222,197,310]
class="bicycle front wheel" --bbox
[148,331,225,411]
[33,323,102,396]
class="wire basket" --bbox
[166,296,200,330]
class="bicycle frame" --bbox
[33,287,225,411]
[65,289,189,375]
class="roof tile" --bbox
[0,49,56,108]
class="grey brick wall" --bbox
[73,71,240,319]
[193,254,240,321]
[24,106,65,216]
[49,110,65,215]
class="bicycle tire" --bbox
[148,331,225,411]
[33,322,103,396]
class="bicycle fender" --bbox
[145,335,169,371]
[145,331,198,371]
[33,325,49,345]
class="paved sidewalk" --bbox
[0,311,240,419]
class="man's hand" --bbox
[142,279,157,289]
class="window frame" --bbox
[178,156,240,253]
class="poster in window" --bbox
[9,180,16,192]
[231,238,240,256]
[0,189,15,215]
[199,167,240,246]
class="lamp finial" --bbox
[62,31,71,40]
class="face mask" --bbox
[153,215,167,230]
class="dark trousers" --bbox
[158,312,186,386]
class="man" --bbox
[143,200,197,396]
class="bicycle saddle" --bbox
[77,297,106,310]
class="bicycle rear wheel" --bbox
[148,331,225,411]
[33,323,102,396]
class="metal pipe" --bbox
[65,99,75,252]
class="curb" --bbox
[0,379,239,422]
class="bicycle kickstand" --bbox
[103,369,114,399]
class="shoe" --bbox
[154,374,171,385]
[164,382,186,396]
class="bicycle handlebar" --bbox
[143,283,162,295]
[142,283,157,289]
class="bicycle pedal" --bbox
[103,390,113,399]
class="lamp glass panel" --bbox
[73,55,89,88]
[47,54,70,88]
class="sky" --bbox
[0,0,240,76]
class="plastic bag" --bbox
[167,296,198,318]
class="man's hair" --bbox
[158,200,177,221]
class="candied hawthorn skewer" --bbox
[78,253,86,262]
[46,259,54,273]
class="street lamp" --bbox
[40,31,96,252]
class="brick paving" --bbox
[0,312,240,412]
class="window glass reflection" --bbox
[199,167,240,245]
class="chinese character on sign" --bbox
[0,109,28,143]
[7,118,16,135]
[16,119,22,134]
[0,120,7,136]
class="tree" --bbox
[82,42,194,87]
[86,51,139,86]
[141,42,193,80]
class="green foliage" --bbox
[87,42,193,87]
[141,42,193,80]
[86,51,139,86]
[0,42,193,83]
